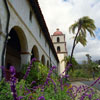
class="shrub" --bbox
[0,60,100,100]
[69,69,89,78]
[0,79,13,100]
[22,61,48,85]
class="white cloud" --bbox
[38,0,100,63]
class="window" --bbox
[57,46,60,52]
[57,37,60,42]
[29,9,32,22]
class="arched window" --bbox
[47,60,49,67]
[57,46,60,52]
[57,37,60,42]
[41,55,45,65]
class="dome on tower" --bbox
[53,28,63,35]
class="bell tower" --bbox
[51,28,68,75]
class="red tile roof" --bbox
[53,28,63,35]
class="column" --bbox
[20,52,31,70]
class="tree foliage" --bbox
[85,54,99,80]
[62,56,78,70]
[22,61,49,85]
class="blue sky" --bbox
[95,28,100,39]
[63,0,68,1]
[38,0,100,63]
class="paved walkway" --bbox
[82,80,100,91]
[71,82,100,100]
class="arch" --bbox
[57,37,60,42]
[41,55,45,65]
[12,26,28,52]
[5,26,28,73]
[57,46,61,52]
[31,45,39,60]
[47,60,49,67]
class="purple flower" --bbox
[25,87,31,93]
[10,66,16,75]
[0,66,6,78]
[90,77,100,87]
[59,78,63,90]
[17,96,23,100]
[49,78,57,93]
[51,66,56,70]
[60,64,71,76]
[30,58,37,65]
[9,66,17,100]
[68,63,72,66]
[80,94,91,100]
[30,81,36,86]
[23,58,37,79]
[38,96,45,100]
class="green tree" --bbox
[86,54,92,63]
[69,16,96,65]
[86,54,98,80]
[62,56,78,70]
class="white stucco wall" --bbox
[0,0,59,80]
[52,35,65,43]
[58,54,65,75]
[54,43,66,52]
[8,0,50,57]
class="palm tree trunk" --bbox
[70,25,81,65]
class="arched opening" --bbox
[47,60,49,67]
[57,37,60,42]
[5,26,28,80]
[41,55,45,65]
[57,46,61,52]
[31,45,39,60]
[6,28,21,71]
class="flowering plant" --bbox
[0,58,100,100]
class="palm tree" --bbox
[69,16,96,64]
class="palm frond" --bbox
[61,56,69,66]
[76,33,87,46]
[86,28,95,37]
[80,28,86,36]
[69,22,78,34]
